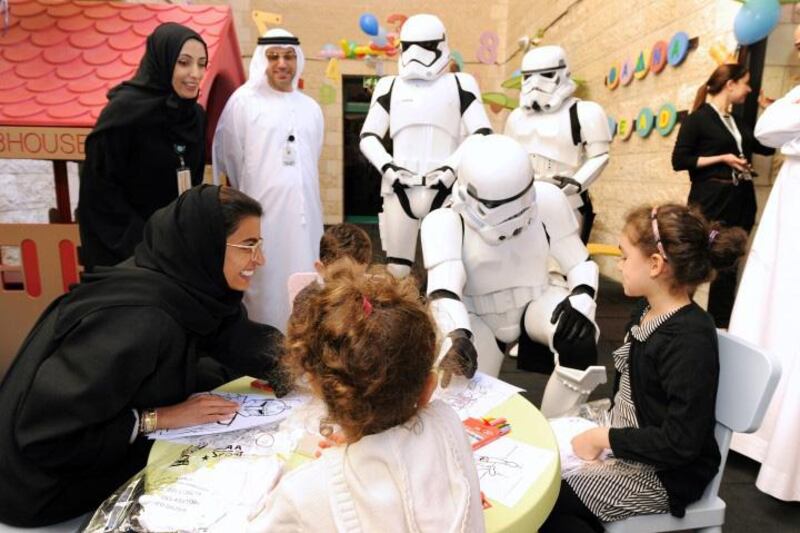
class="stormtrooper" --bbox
[421,134,606,418]
[360,13,492,278]
[504,45,611,243]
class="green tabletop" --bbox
[150,378,561,532]
[481,393,561,532]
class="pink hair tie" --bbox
[708,229,720,246]
[650,207,669,261]
[362,295,373,316]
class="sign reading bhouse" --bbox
[0,127,92,161]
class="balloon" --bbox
[734,0,781,46]
[359,13,379,36]
[319,43,343,59]
[374,26,388,47]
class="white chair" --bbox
[604,331,781,533]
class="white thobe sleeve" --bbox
[314,103,324,160]
[212,93,246,187]
[755,86,800,149]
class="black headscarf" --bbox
[88,22,207,144]
[55,185,242,338]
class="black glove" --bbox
[554,176,582,193]
[439,328,478,387]
[550,288,596,342]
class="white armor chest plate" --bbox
[508,103,583,176]
[389,76,462,173]
[389,75,461,137]
[462,216,551,298]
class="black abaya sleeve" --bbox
[189,111,207,186]
[14,308,180,474]
[204,312,285,379]
[78,128,147,269]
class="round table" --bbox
[150,378,561,532]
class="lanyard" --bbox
[710,103,744,156]
[174,144,187,168]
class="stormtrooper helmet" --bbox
[519,45,576,112]
[398,14,451,80]
[452,135,536,245]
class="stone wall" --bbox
[205,0,512,223]
[3,0,796,273]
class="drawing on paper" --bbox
[476,454,522,478]
[149,393,304,440]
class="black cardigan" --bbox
[671,103,774,182]
[608,302,721,517]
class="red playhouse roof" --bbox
[0,0,245,156]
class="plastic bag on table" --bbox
[84,439,283,532]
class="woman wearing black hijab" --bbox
[0,185,284,527]
[78,22,209,271]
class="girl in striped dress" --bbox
[542,204,747,532]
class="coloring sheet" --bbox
[474,437,556,508]
[164,421,301,457]
[548,416,610,474]
[434,372,524,419]
[149,392,305,441]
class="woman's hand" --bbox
[719,153,748,172]
[156,394,240,430]
[571,427,610,461]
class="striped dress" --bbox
[563,307,676,522]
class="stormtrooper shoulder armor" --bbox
[454,73,492,135]
[576,100,612,145]
[370,76,396,112]
[421,208,463,269]
[535,181,579,242]
[421,208,467,297]
[361,76,396,138]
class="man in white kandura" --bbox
[421,135,606,417]
[505,45,611,242]
[359,13,492,278]
[728,23,800,503]
[213,28,324,331]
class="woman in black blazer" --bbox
[672,63,774,328]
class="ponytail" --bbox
[692,63,749,113]
[692,84,709,113]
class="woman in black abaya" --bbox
[0,185,284,527]
[78,22,209,271]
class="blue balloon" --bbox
[734,0,781,46]
[359,13,379,36]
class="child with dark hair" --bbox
[287,223,373,304]
[318,222,373,267]
[542,204,747,533]
[249,259,485,532]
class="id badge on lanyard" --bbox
[175,144,192,196]
[282,132,297,166]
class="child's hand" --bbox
[571,427,610,461]
[314,432,347,458]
